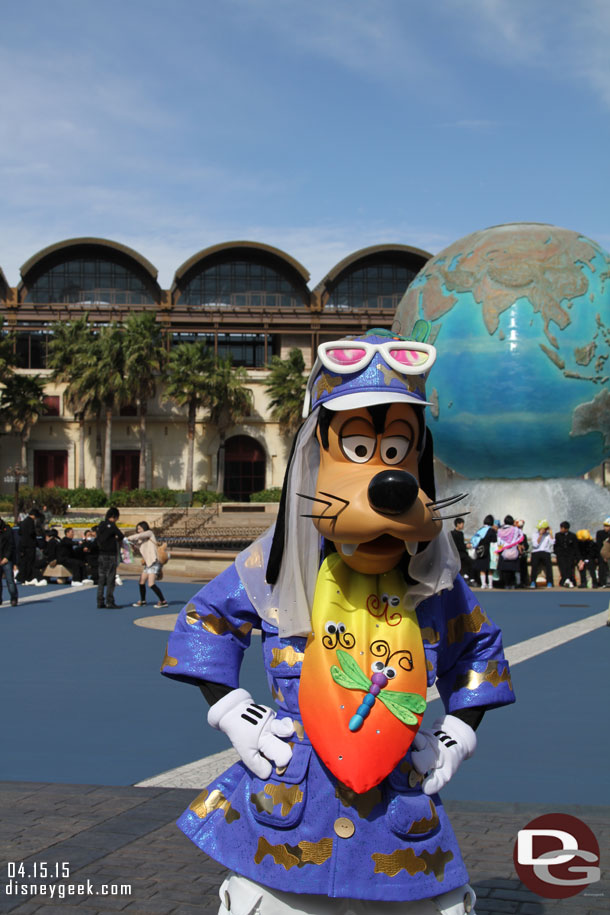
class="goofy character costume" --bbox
[162,326,515,915]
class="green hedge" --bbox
[249,487,282,503]
[12,487,247,514]
[193,490,229,505]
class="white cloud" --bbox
[467,0,610,109]
[230,0,451,91]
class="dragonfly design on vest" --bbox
[330,642,427,732]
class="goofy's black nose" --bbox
[367,470,419,516]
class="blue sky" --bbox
[1,0,609,288]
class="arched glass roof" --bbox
[19,238,160,306]
[314,244,430,312]
[173,242,310,309]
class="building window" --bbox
[178,260,306,309]
[15,327,51,369]
[111,451,140,490]
[223,436,265,501]
[34,451,68,488]
[43,395,61,416]
[120,403,138,416]
[24,258,156,305]
[170,333,271,367]
[325,263,418,311]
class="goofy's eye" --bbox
[389,595,400,607]
[384,666,397,679]
[380,436,411,465]
[337,623,346,634]
[371,660,385,673]
[325,621,337,634]
[341,435,376,463]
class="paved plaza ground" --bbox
[0,578,608,913]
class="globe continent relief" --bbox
[393,223,610,479]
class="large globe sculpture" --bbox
[393,223,610,479]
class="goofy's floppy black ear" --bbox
[418,425,436,504]
[266,427,301,585]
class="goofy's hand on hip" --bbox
[208,688,294,779]
[411,714,477,795]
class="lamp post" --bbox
[4,465,28,523]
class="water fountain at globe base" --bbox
[435,466,610,538]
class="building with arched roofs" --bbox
[0,237,429,499]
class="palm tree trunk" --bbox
[138,401,147,490]
[104,406,113,494]
[95,410,103,489]
[78,414,86,488]
[20,431,28,469]
[186,401,195,498]
[216,433,226,495]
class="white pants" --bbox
[218,873,476,915]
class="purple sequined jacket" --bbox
[162,564,515,902]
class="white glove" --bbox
[411,714,477,795]
[208,688,294,779]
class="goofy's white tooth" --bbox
[339,543,358,556]
[405,541,418,556]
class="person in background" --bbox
[554,521,578,588]
[96,507,124,609]
[496,514,524,589]
[127,521,168,609]
[530,520,554,589]
[17,508,43,586]
[595,517,610,588]
[450,517,473,583]
[41,504,53,531]
[0,519,18,606]
[82,529,99,584]
[40,529,60,579]
[576,529,599,589]
[513,519,530,588]
[58,527,91,586]
[470,514,497,588]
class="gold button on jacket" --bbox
[333,817,355,838]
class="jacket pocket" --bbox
[248,743,311,830]
[386,789,440,840]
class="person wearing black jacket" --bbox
[554,521,579,588]
[96,507,124,609]
[82,529,99,584]
[450,517,473,582]
[17,509,41,585]
[0,519,18,605]
[58,527,88,585]
[595,518,610,587]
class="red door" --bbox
[34,451,68,488]
[111,451,140,491]
[224,436,265,501]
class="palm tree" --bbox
[123,312,167,489]
[0,373,46,466]
[264,347,307,437]
[48,315,94,488]
[163,341,214,499]
[200,356,253,494]
[72,324,127,494]
[0,316,14,383]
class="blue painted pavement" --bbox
[1,582,608,807]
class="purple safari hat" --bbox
[302,327,436,417]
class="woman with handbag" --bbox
[127,521,168,608]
